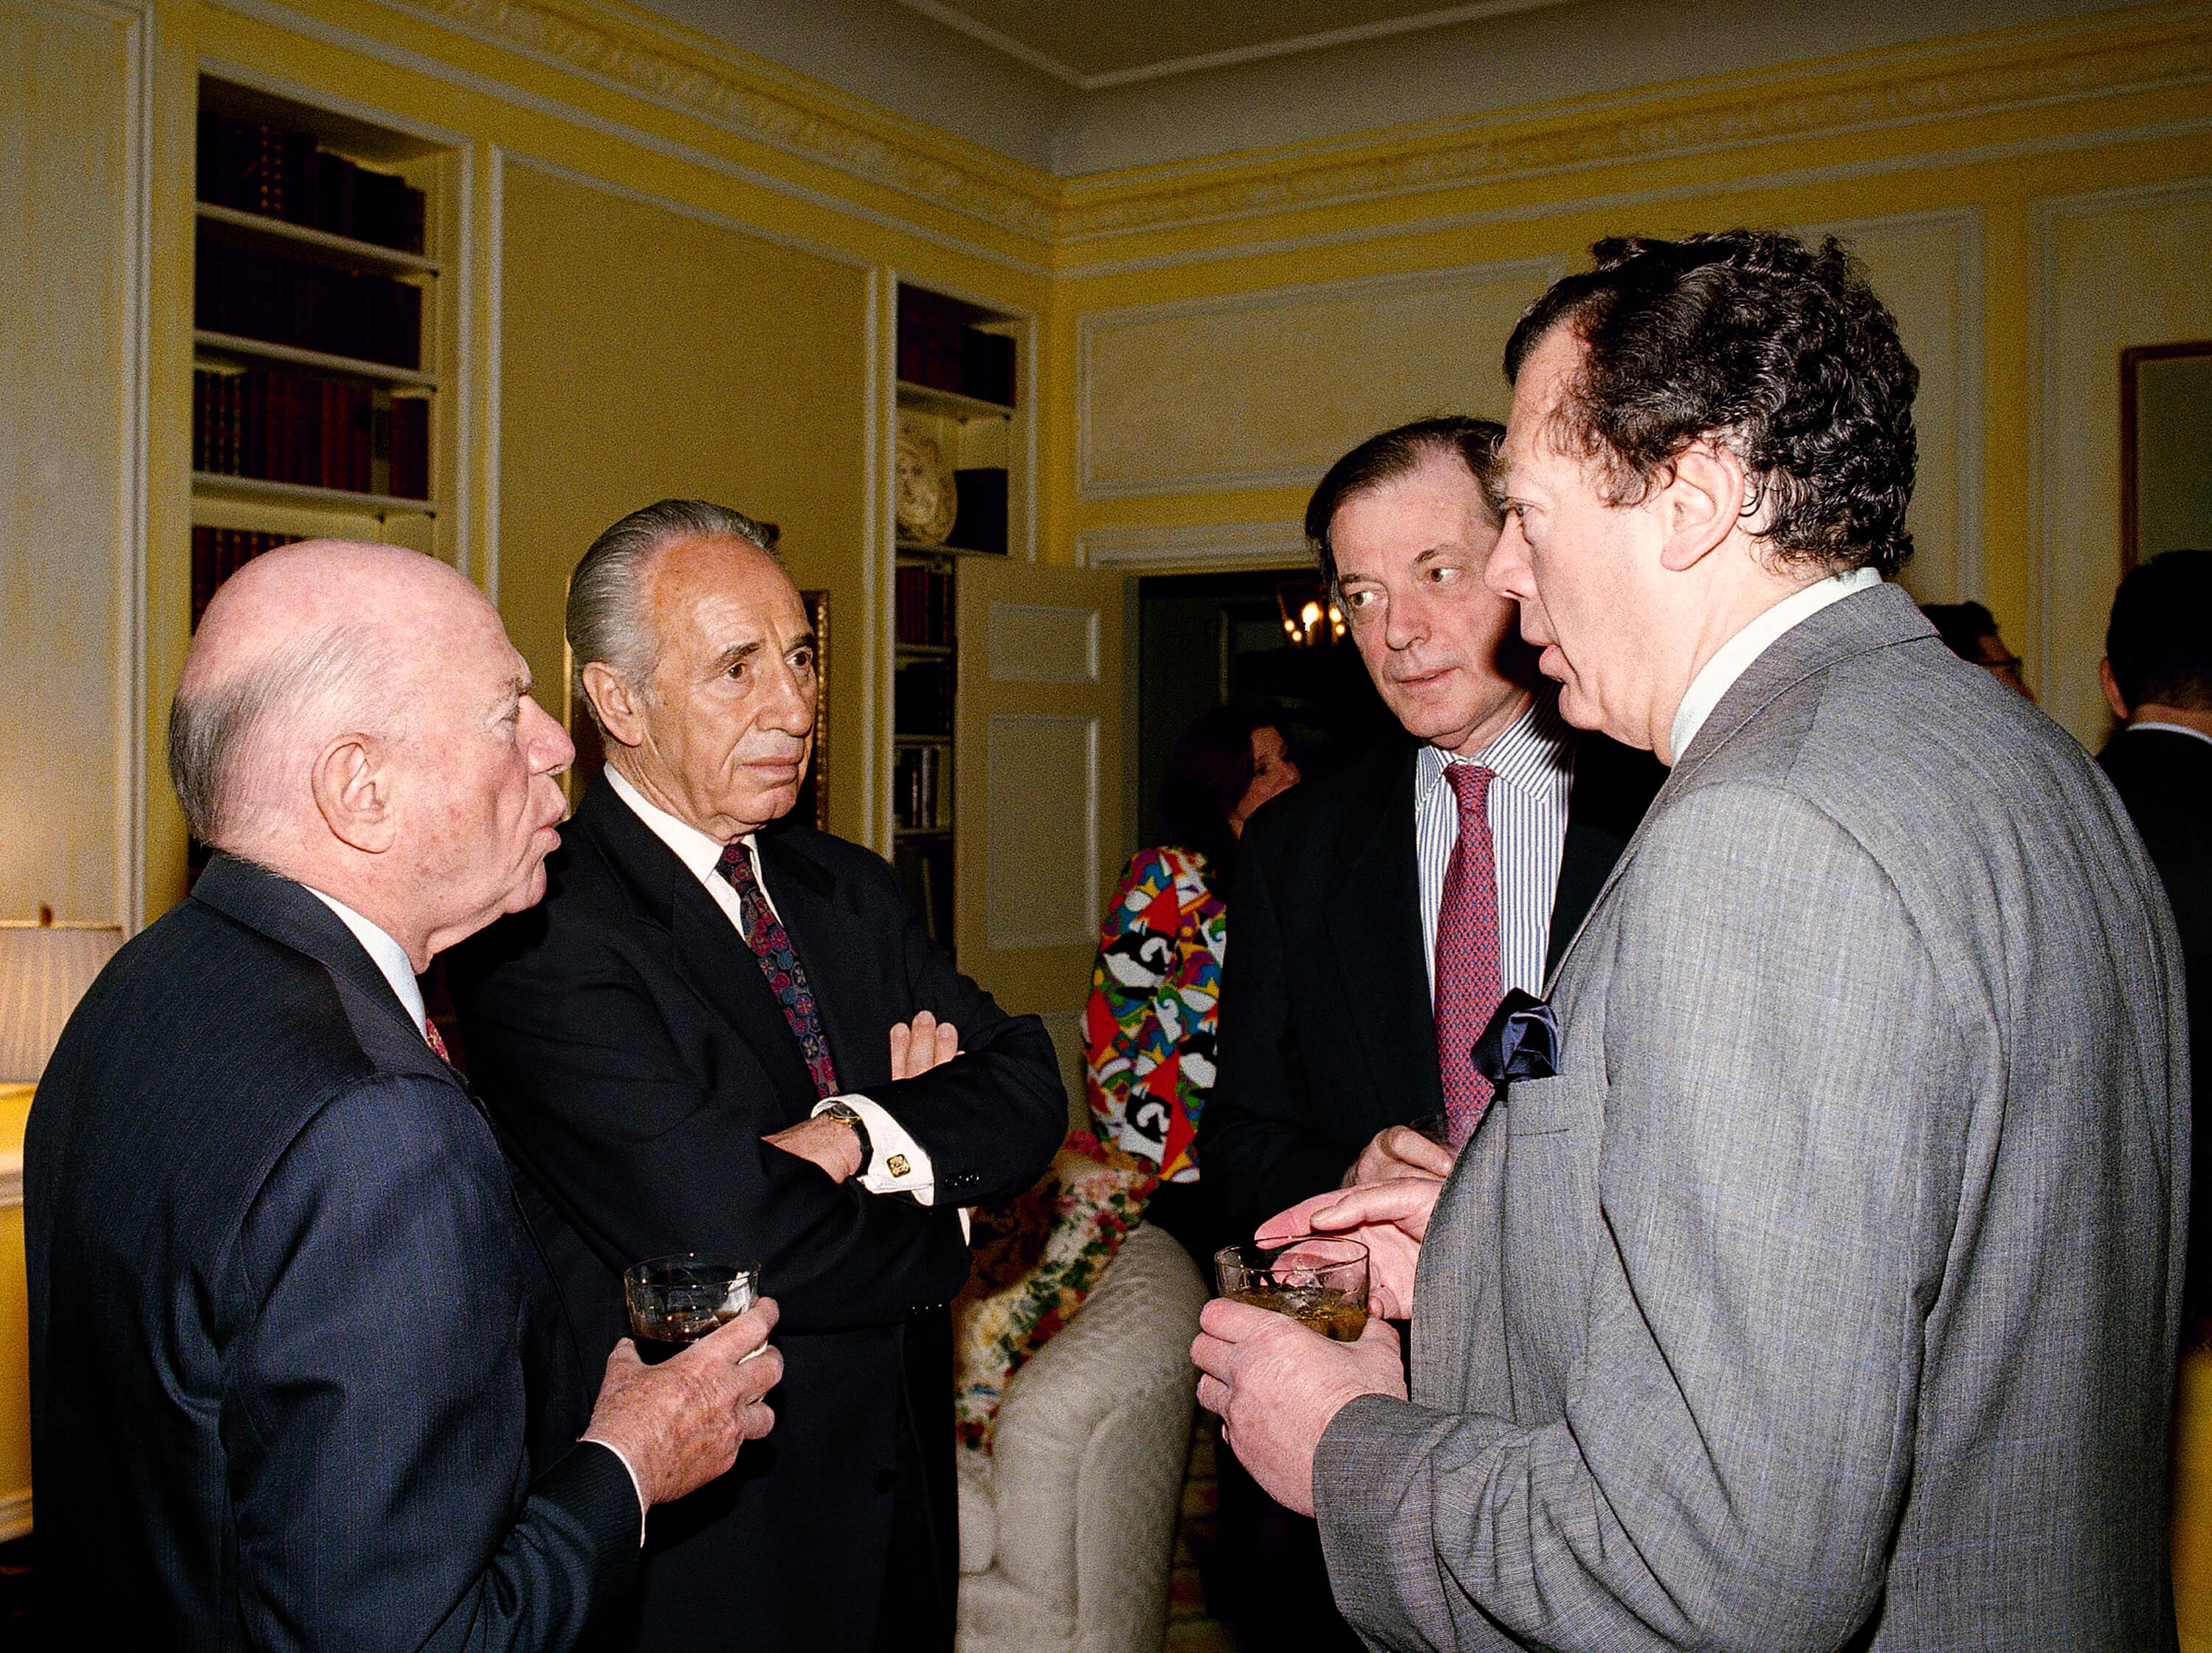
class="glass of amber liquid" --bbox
[624,1254,760,1362]
[1213,1237,1370,1342]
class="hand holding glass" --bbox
[624,1254,763,1359]
[1213,1236,1370,1342]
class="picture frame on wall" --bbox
[2121,339,2212,570]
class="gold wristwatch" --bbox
[818,1100,872,1173]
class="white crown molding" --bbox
[895,0,1571,93]
[372,0,1057,239]
[1077,520,1311,572]
[1055,11,2212,241]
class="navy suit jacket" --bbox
[1199,731,1661,1246]
[26,853,639,1652]
[447,781,1067,1653]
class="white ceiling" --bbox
[622,0,2146,178]
[890,0,1567,89]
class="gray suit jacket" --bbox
[1313,582,2189,1651]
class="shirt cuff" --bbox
[814,1093,936,1204]
[579,1435,650,1547]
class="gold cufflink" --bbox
[887,1153,911,1178]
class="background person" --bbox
[1083,704,1299,1263]
[1921,598,2034,699]
[27,541,782,1650]
[2101,548,2211,1322]
[1193,232,2187,1652]
[450,500,1066,1653]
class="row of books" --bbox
[199,111,427,253]
[191,528,296,629]
[894,745,948,832]
[895,566,956,648]
[193,369,431,500]
[197,234,424,370]
[894,660,956,740]
[897,288,1016,408]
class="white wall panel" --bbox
[985,711,1097,950]
[1077,256,1561,500]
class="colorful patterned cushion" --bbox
[952,1129,1160,1454]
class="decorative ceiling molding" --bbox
[1055,15,2212,241]
[382,0,1058,239]
[365,0,2210,255]
[1077,520,1309,570]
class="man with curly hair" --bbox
[1191,231,2188,1649]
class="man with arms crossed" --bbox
[28,542,782,1649]
[451,500,1065,1653]
[1193,232,2188,1648]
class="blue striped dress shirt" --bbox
[1415,686,1577,1004]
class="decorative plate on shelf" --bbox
[896,423,958,545]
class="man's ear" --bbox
[581,662,647,749]
[310,735,397,854]
[1656,441,1743,574]
[2099,658,2132,723]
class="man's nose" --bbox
[523,697,576,776]
[1486,515,1534,599]
[761,660,815,735]
[1382,584,1428,652]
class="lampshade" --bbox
[0,919,125,1085]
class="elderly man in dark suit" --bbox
[449,500,1065,1653]
[1193,232,2188,1649]
[27,541,782,1649]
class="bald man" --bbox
[27,542,785,1650]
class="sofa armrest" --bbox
[988,1221,1206,1641]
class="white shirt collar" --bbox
[605,763,745,879]
[1668,567,1882,763]
[305,887,427,1029]
[2127,719,2212,749]
[1416,685,1576,802]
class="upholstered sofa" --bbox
[956,1218,1207,1653]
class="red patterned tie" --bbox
[423,1018,451,1063]
[1435,764,1503,1145]
[717,842,841,1099]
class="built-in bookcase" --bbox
[189,75,455,624]
[890,281,1027,957]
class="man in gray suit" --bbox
[1191,231,2189,1649]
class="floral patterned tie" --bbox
[717,841,841,1099]
[1434,764,1503,1145]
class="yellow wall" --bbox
[10,0,2210,934]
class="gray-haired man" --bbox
[449,500,1067,1653]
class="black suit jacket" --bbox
[1199,731,1661,1246]
[447,781,1066,1653]
[25,854,638,1652]
[2102,725,2211,1312]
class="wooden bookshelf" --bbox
[889,281,1031,956]
[189,75,450,607]
[193,330,439,389]
[194,201,441,277]
[190,472,435,517]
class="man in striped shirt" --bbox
[1196,417,1658,1649]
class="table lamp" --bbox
[0,908,125,1086]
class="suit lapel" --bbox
[1323,746,1445,1119]
[573,783,821,1119]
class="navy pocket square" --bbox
[1470,990,1560,1090]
